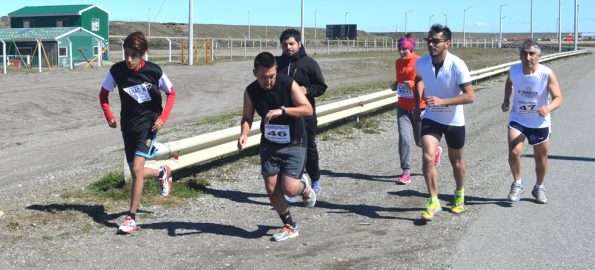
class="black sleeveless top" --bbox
[246,74,306,146]
[110,61,164,132]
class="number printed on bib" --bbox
[396,83,414,98]
[515,101,538,114]
[429,105,454,113]
[123,83,153,103]
[264,124,291,144]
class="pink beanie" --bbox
[398,37,415,51]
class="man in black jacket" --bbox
[276,29,327,195]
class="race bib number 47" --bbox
[264,124,291,144]
[515,101,538,114]
[123,83,153,104]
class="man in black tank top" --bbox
[238,52,316,242]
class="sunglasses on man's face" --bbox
[425,38,447,45]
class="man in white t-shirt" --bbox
[415,24,475,221]
[502,39,563,204]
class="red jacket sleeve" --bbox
[159,88,176,124]
[99,88,115,122]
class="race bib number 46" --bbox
[264,124,291,144]
[123,83,153,104]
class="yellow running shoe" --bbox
[451,189,465,214]
[421,198,442,221]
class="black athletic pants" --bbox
[304,116,320,180]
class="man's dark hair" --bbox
[280,28,301,43]
[428,24,452,41]
[254,52,276,71]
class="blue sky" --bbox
[2,0,593,33]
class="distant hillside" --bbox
[110,20,385,40]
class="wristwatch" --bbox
[280,106,287,116]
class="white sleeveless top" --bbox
[509,63,552,128]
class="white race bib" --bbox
[515,101,538,114]
[396,83,414,98]
[264,124,291,144]
[123,83,153,104]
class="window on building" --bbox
[23,20,31,28]
[93,46,99,56]
[91,18,100,31]
[59,47,68,57]
[56,19,64,27]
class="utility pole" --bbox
[188,0,193,65]
[248,10,251,40]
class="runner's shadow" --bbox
[140,222,276,238]
[523,154,595,162]
[389,190,512,208]
[320,169,420,183]
[313,200,423,224]
[198,186,270,206]
[26,203,133,228]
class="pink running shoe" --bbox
[397,173,412,185]
[434,146,443,167]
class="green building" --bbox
[1,4,110,70]
[8,4,109,41]
[0,27,105,69]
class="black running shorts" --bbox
[421,118,466,149]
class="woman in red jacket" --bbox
[394,35,440,184]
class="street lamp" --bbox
[429,14,435,27]
[499,4,506,48]
[344,12,349,40]
[463,7,471,47]
[442,12,448,26]
[314,9,318,41]
[188,0,193,65]
[574,0,578,50]
[300,0,304,43]
[558,0,562,52]
[530,0,533,39]
[405,10,413,33]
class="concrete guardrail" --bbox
[132,49,589,178]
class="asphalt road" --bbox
[451,49,595,269]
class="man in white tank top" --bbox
[501,39,563,204]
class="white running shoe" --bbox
[118,216,140,234]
